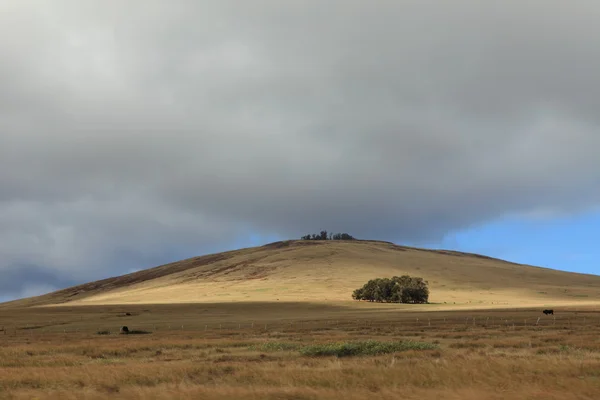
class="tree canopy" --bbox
[300,231,356,240]
[300,230,356,241]
[352,275,429,304]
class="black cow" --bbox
[543,309,554,315]
[120,326,130,334]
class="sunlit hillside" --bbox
[4,240,600,309]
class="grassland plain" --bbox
[1,302,600,399]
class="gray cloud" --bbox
[2,1,600,299]
[0,264,75,301]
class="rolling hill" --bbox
[3,240,600,309]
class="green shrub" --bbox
[299,340,437,357]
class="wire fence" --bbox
[2,313,598,337]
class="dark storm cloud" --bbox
[0,264,77,300]
[1,1,600,299]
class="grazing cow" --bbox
[543,309,554,315]
[120,326,130,334]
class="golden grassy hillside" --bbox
[4,239,600,309]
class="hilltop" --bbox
[3,239,600,309]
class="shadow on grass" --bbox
[124,330,152,335]
[96,330,152,335]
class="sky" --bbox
[1,1,600,302]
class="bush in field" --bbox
[248,340,437,357]
[300,340,438,357]
[352,275,429,304]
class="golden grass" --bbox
[6,240,600,309]
[1,303,600,399]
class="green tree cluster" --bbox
[300,230,356,241]
[352,276,429,304]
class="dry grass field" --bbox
[1,302,600,399]
[4,240,600,309]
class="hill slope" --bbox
[4,240,600,308]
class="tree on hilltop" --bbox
[300,231,356,241]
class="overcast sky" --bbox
[2,1,600,301]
